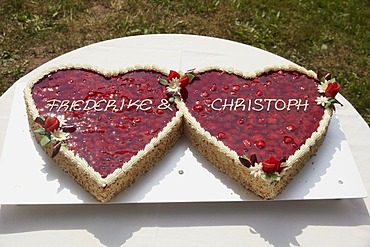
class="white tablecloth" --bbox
[0,34,369,246]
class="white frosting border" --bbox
[24,64,183,187]
[178,64,333,180]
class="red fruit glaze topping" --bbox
[32,69,177,178]
[185,69,324,161]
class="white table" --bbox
[0,34,369,246]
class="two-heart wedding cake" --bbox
[24,64,341,202]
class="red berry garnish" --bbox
[283,136,294,144]
[193,105,204,112]
[201,91,209,97]
[210,84,217,91]
[254,140,266,149]
[217,132,227,139]
[286,125,296,131]
[243,139,252,147]
[232,85,241,91]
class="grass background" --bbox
[1,0,369,124]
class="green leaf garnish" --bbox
[35,128,47,135]
[178,70,185,78]
[158,78,168,86]
[242,154,250,162]
[263,173,281,181]
[186,73,195,83]
[40,135,51,146]
[328,78,336,83]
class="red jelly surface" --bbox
[185,70,325,162]
[32,69,177,178]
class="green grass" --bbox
[1,0,369,124]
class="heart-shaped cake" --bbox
[24,64,340,202]
[177,65,336,199]
[24,65,183,202]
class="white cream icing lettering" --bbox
[234,98,246,111]
[158,99,173,111]
[70,100,84,111]
[264,99,276,111]
[274,99,286,111]
[251,98,264,111]
[210,98,222,111]
[46,98,159,112]
[95,99,106,111]
[105,99,117,111]
[287,99,309,111]
[139,99,153,111]
[210,98,309,112]
[83,99,97,111]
